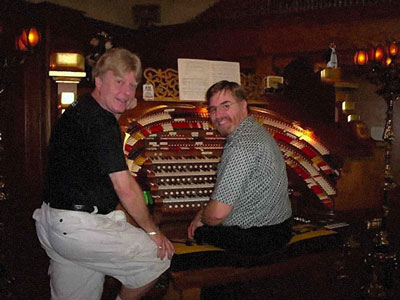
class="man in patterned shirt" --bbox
[188,80,292,255]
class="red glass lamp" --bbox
[15,27,41,51]
[354,50,368,65]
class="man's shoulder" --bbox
[72,94,114,122]
[236,124,271,146]
[75,94,99,111]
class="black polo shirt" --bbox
[43,94,128,213]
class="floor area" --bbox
[2,196,400,299]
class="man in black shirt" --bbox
[33,48,174,300]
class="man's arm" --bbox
[187,199,232,240]
[109,170,174,259]
[201,199,232,226]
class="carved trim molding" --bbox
[143,67,266,102]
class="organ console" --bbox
[123,104,341,239]
[118,66,383,240]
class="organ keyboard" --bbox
[123,104,339,236]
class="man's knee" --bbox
[49,259,104,300]
[119,279,157,300]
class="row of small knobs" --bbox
[161,189,213,197]
[158,176,215,184]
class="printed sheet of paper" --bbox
[178,58,240,101]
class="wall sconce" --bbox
[15,27,41,52]
[353,50,368,65]
[0,26,41,95]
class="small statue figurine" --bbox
[326,42,338,69]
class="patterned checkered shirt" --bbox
[212,116,292,228]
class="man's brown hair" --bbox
[205,80,247,104]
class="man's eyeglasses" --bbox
[207,102,237,115]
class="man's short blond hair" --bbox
[92,48,142,82]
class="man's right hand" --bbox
[110,171,175,259]
[187,210,204,240]
[148,231,175,260]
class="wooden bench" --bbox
[164,251,339,300]
[163,224,342,300]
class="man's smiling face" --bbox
[95,70,137,116]
[208,89,248,136]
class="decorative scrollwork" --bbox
[143,68,179,100]
[143,67,266,102]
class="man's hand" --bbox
[187,210,204,240]
[110,171,174,259]
[148,231,175,260]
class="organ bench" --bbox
[164,251,339,300]
[163,223,342,300]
